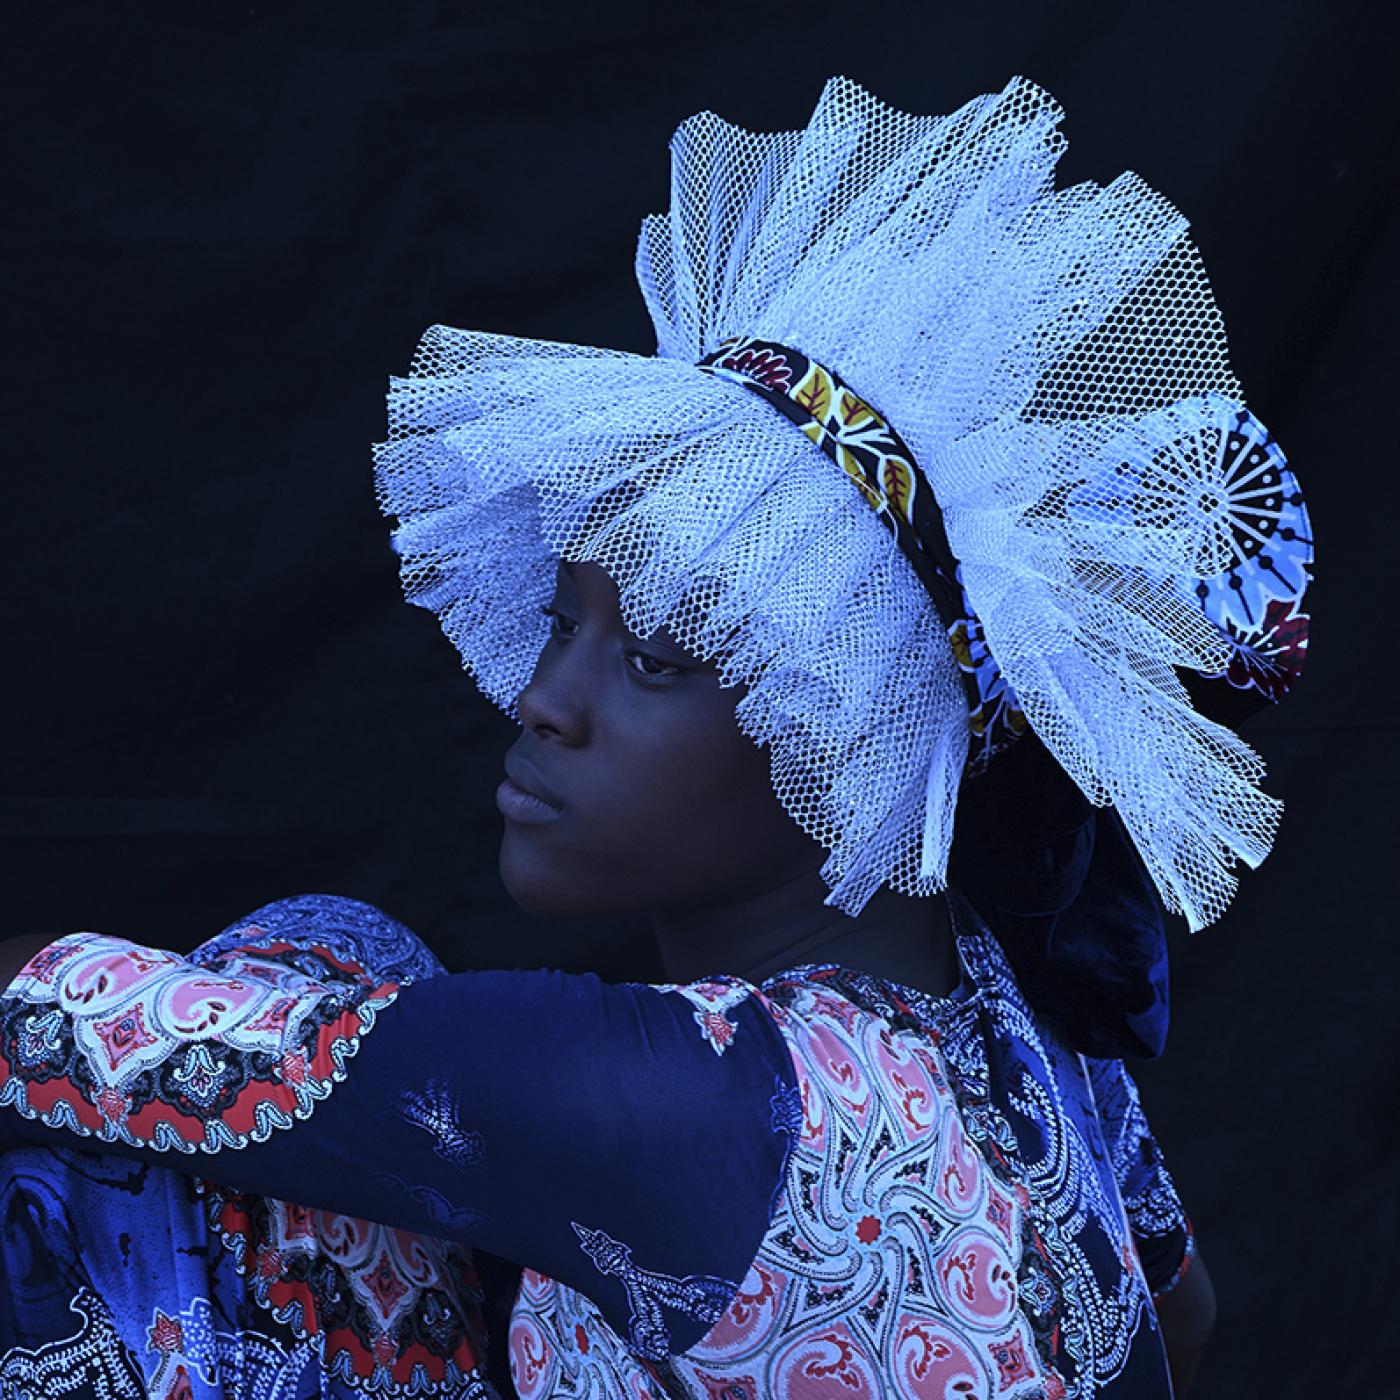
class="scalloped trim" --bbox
[0,931,401,1154]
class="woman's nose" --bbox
[515,640,590,745]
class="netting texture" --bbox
[374,75,1281,929]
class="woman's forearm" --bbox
[1156,1252,1217,1396]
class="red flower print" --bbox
[96,1086,128,1123]
[148,1310,184,1355]
[574,1322,590,1354]
[855,1214,881,1243]
[701,1010,736,1050]
[1219,599,1308,702]
[717,344,794,391]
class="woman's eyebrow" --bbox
[634,630,690,656]
[548,560,702,662]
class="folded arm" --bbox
[0,915,798,1361]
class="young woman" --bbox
[0,74,1310,1398]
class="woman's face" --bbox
[498,560,822,917]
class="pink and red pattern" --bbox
[0,932,399,1152]
[509,934,1175,1398]
[511,969,1061,1396]
[1,924,492,1396]
[203,1185,489,1393]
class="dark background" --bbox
[1,2,1393,1394]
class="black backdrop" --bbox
[2,3,1394,1394]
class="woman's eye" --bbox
[541,605,579,638]
[540,606,680,678]
[625,651,682,679]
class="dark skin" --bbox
[500,559,961,994]
[1,556,1215,1391]
[1155,1262,1218,1394]
[501,559,1217,1391]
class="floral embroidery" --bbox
[570,1222,739,1363]
[398,1078,486,1172]
[376,1173,486,1234]
[655,978,755,1057]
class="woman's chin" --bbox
[498,833,674,920]
[499,832,600,918]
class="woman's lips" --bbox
[496,775,564,825]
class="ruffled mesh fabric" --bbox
[373,75,1282,930]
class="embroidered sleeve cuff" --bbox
[0,931,399,1153]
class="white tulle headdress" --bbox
[373,75,1312,931]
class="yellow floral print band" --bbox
[696,335,1314,776]
[696,335,1027,772]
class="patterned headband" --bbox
[697,335,1024,770]
[696,335,1312,773]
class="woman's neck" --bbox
[651,866,957,994]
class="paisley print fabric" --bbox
[201,1185,491,1394]
[0,896,498,1399]
[0,899,798,1389]
[2,892,1189,1397]
[0,1146,497,1400]
[0,925,399,1153]
[509,894,1187,1399]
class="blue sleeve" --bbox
[0,896,800,1361]
[1085,1055,1195,1299]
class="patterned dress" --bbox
[0,892,1191,1398]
